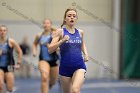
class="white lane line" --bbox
[83,82,140,88]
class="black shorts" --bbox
[0,66,14,73]
[0,67,9,73]
[39,60,58,67]
[48,60,58,67]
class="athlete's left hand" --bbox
[84,55,89,62]
[14,64,21,70]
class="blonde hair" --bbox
[51,27,56,32]
[0,25,8,30]
[61,8,77,28]
[43,19,56,32]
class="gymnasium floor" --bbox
[9,78,140,93]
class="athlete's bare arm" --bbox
[9,38,23,65]
[79,29,89,62]
[48,29,69,54]
[32,33,41,57]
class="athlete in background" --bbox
[32,19,59,93]
[0,25,22,93]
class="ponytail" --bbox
[51,27,56,32]
[61,20,66,28]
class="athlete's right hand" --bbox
[62,35,70,42]
[59,35,70,45]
